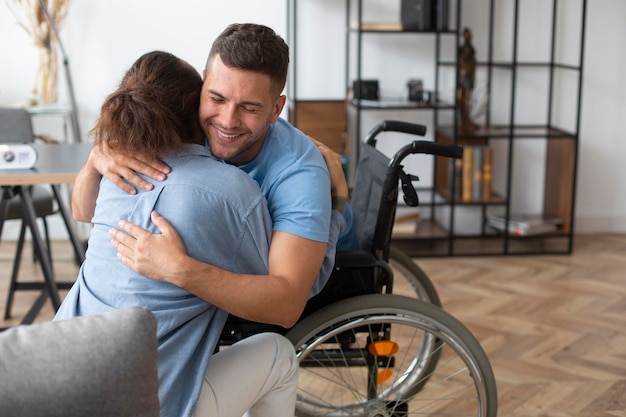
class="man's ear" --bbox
[270,95,287,123]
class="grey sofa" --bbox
[0,307,160,417]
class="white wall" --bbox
[576,0,626,232]
[1,0,624,238]
[1,0,286,138]
[0,0,285,239]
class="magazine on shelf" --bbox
[487,213,563,236]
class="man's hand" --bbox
[92,143,171,195]
[71,145,172,223]
[110,211,188,284]
[110,211,325,328]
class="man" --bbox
[72,23,355,330]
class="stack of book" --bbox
[448,145,493,202]
[486,213,563,236]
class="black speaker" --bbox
[352,80,380,100]
[434,0,449,31]
[401,0,432,32]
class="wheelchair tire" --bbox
[389,247,441,306]
[286,294,497,417]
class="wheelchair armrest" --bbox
[333,251,391,278]
[334,250,379,268]
[302,250,393,318]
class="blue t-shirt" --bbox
[240,118,332,242]
[239,118,359,294]
[55,144,272,417]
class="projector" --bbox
[0,144,38,169]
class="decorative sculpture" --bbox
[457,27,478,134]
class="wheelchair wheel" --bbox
[286,294,497,417]
[388,247,441,306]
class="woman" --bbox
[55,51,297,417]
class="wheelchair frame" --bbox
[220,121,497,417]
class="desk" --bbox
[0,143,91,324]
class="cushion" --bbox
[0,307,160,417]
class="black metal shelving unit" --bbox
[344,0,586,257]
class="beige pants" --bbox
[192,332,298,417]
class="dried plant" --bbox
[6,0,71,104]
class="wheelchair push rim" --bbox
[286,294,497,417]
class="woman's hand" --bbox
[309,137,348,211]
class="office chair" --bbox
[0,106,58,319]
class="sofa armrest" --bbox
[0,307,160,417]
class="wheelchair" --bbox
[220,121,497,417]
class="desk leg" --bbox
[0,187,9,235]
[51,185,86,265]
[17,186,62,316]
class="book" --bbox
[472,146,483,201]
[486,213,563,236]
[481,146,493,201]
[460,145,492,202]
[461,146,473,202]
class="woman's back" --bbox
[56,144,272,414]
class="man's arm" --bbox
[111,211,324,328]
[107,138,344,327]
[71,145,171,222]
[71,154,103,222]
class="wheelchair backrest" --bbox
[350,142,396,255]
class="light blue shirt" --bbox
[55,144,272,417]
[240,117,358,295]
[240,117,332,243]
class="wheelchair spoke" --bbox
[287,295,497,417]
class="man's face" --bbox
[199,55,286,166]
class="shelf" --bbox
[349,21,403,31]
[487,61,582,71]
[437,126,578,140]
[392,230,574,257]
[348,21,457,34]
[351,99,455,110]
[392,219,448,240]
[435,188,506,205]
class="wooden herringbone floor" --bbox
[415,233,626,417]
[1,233,625,416]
